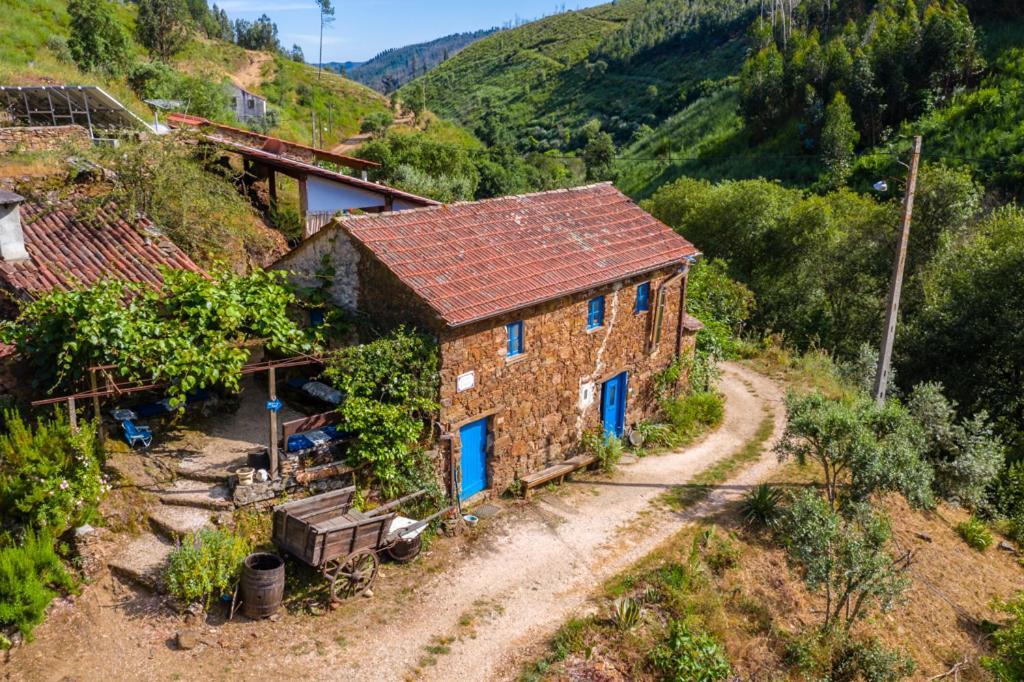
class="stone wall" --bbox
[0,126,90,154]
[437,267,697,496]
[273,230,362,313]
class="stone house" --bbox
[274,183,703,500]
[225,82,268,122]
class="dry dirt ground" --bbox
[232,51,272,92]
[2,362,785,682]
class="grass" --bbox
[664,409,775,511]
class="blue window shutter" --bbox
[507,321,523,356]
[588,296,605,329]
[636,282,650,312]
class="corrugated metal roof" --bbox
[0,200,203,298]
[337,183,700,327]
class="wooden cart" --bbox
[272,486,441,601]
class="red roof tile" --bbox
[337,183,700,327]
[0,200,204,298]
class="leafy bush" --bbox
[740,483,784,529]
[0,412,104,540]
[127,62,231,120]
[0,531,76,640]
[323,327,440,497]
[612,596,642,631]
[662,391,724,444]
[165,529,251,608]
[66,0,132,75]
[650,620,731,681]
[775,392,935,511]
[781,490,911,631]
[983,592,1024,681]
[955,517,993,551]
[789,630,916,682]
[907,382,1004,510]
[632,420,673,450]
[996,462,1024,544]
[2,269,309,406]
[581,429,624,472]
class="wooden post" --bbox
[873,136,922,405]
[67,397,77,432]
[268,170,277,210]
[90,368,104,443]
[298,176,309,221]
[268,366,278,480]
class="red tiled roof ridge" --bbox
[326,183,700,327]
[336,182,617,226]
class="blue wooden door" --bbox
[601,372,628,439]
[459,418,489,500]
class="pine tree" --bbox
[820,91,859,189]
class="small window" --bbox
[248,98,255,109]
[635,281,651,313]
[232,97,238,107]
[587,296,605,329]
[507,321,524,357]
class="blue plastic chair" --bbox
[122,420,153,449]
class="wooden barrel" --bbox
[241,553,285,619]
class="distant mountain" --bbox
[328,28,500,93]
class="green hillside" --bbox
[332,28,500,93]
[0,0,389,146]
[403,0,756,150]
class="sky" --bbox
[215,0,608,63]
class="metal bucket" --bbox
[240,553,285,619]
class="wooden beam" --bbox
[268,366,279,480]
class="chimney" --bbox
[0,190,28,263]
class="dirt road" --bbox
[233,51,272,91]
[4,362,784,681]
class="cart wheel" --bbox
[385,535,423,564]
[330,549,379,601]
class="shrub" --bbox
[955,517,993,551]
[740,483,785,529]
[789,629,915,682]
[0,412,104,541]
[581,429,624,472]
[983,592,1024,681]
[662,391,725,443]
[650,620,731,681]
[165,529,251,608]
[612,596,642,631]
[323,327,440,497]
[632,420,673,450]
[995,461,1024,540]
[0,531,76,640]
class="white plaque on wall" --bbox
[457,371,476,393]
[579,381,596,409]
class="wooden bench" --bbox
[520,454,598,498]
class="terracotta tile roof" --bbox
[0,200,204,298]
[336,183,701,327]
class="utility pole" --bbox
[873,135,922,405]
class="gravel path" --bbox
[334,361,786,681]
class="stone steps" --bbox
[157,479,233,511]
[108,533,175,592]
[148,503,214,541]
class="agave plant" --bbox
[612,596,643,631]
[740,483,785,529]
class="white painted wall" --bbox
[306,175,390,213]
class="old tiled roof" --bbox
[0,200,203,298]
[337,183,701,327]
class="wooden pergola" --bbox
[30,353,326,479]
